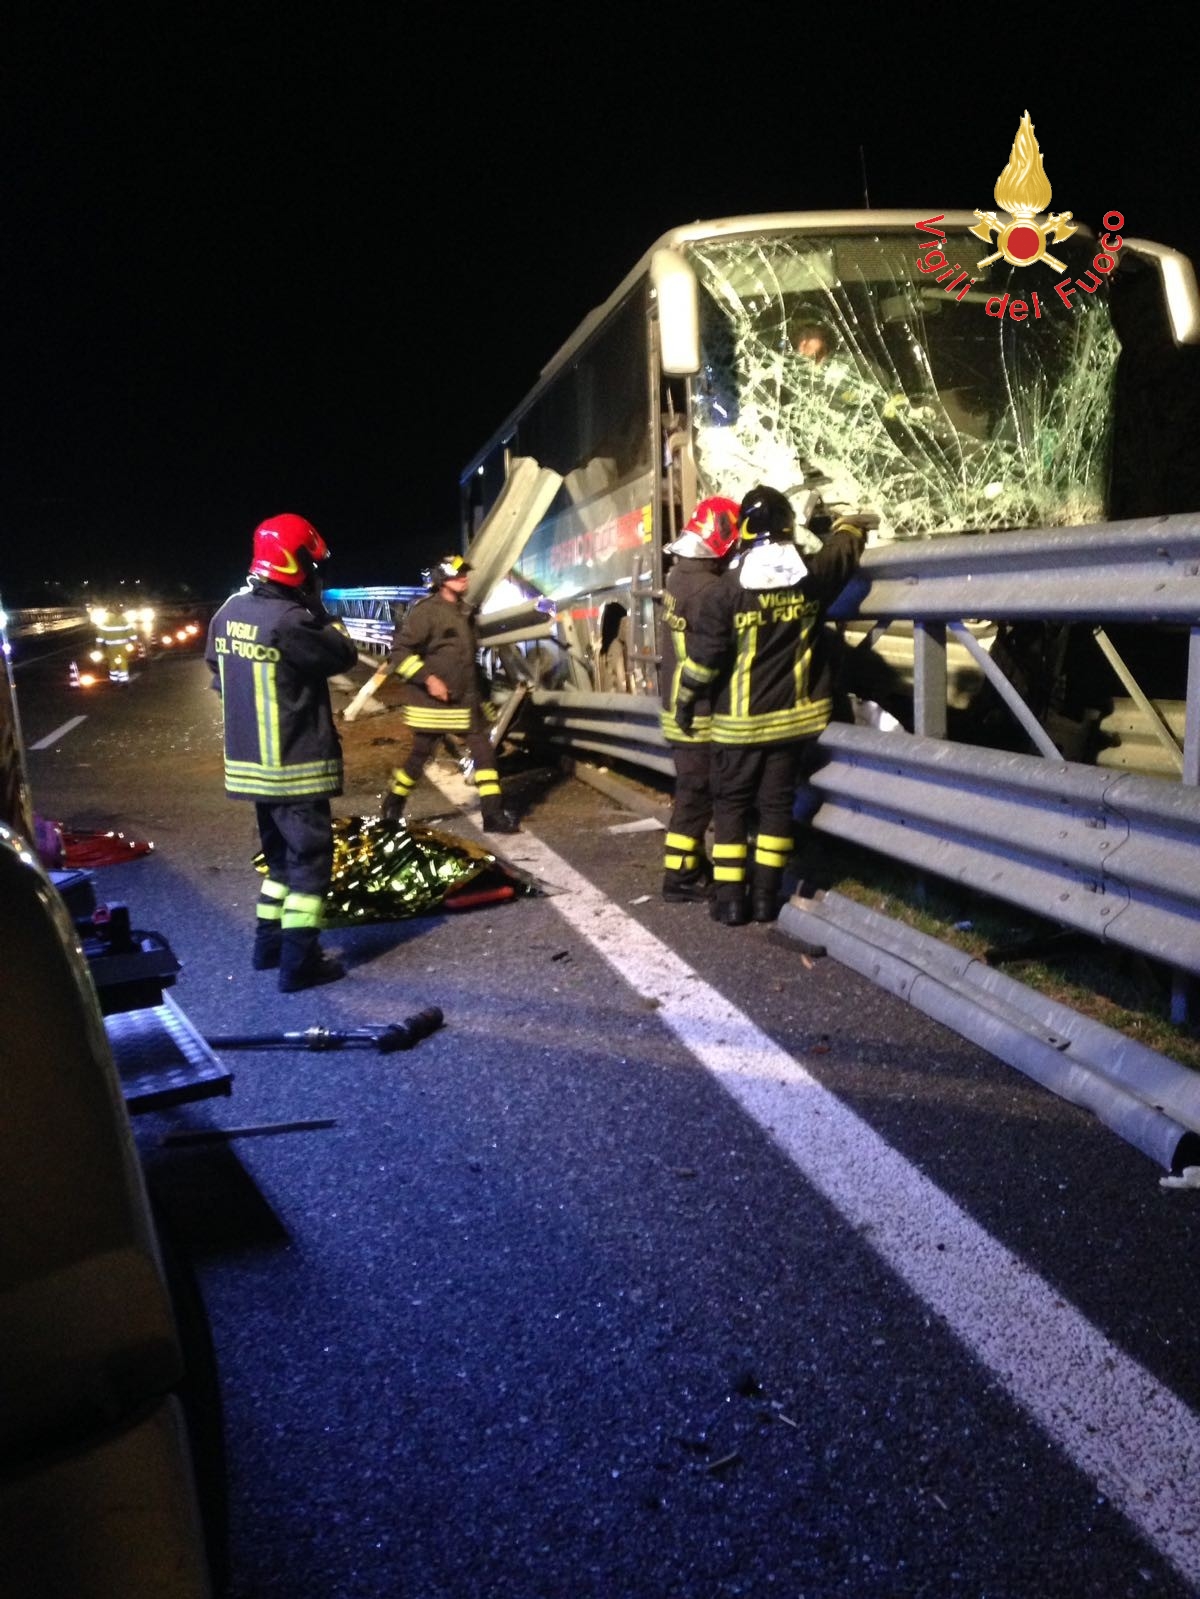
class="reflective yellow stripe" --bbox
[253,660,280,766]
[665,832,700,852]
[224,758,341,796]
[713,863,747,882]
[663,853,686,871]
[259,878,289,901]
[390,770,417,794]
[225,764,340,783]
[756,833,792,852]
[794,635,814,705]
[754,847,790,868]
[282,892,324,930]
[398,656,424,680]
[403,707,471,730]
[732,626,755,719]
[682,656,718,684]
[225,770,340,796]
[712,842,748,860]
[711,699,832,744]
[256,903,284,922]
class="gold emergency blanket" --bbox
[255,816,518,927]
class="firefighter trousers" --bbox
[253,799,335,966]
[388,730,503,811]
[710,741,803,903]
[664,739,713,877]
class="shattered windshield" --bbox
[685,230,1119,541]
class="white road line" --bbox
[29,715,87,750]
[431,770,1200,1587]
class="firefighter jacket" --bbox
[206,580,358,801]
[681,522,865,746]
[660,556,724,744]
[389,593,483,734]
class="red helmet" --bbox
[665,497,741,560]
[250,513,329,588]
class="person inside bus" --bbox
[789,313,873,412]
[381,555,519,833]
[792,320,832,366]
[673,485,869,926]
[791,309,943,438]
[658,496,741,903]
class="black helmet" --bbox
[738,486,795,545]
[423,553,472,590]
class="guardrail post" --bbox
[912,622,947,740]
[1172,627,1199,1025]
[1185,627,1200,789]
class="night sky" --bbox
[6,11,1199,602]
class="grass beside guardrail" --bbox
[792,831,1200,1075]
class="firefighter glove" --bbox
[832,513,875,542]
[674,691,697,735]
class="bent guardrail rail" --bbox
[778,888,1200,1171]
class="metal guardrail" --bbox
[832,514,1200,625]
[778,889,1200,1171]
[2,607,88,638]
[806,723,1200,976]
[529,690,675,777]
[325,518,1200,988]
[819,517,1200,1000]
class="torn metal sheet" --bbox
[466,456,563,611]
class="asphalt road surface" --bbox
[16,640,1200,1599]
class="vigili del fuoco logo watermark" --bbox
[914,111,1126,323]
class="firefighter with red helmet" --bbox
[674,486,868,925]
[381,555,518,833]
[659,496,740,902]
[205,513,358,990]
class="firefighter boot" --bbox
[380,792,407,823]
[278,930,346,993]
[750,866,785,924]
[662,865,712,903]
[251,924,283,970]
[480,797,520,834]
[710,885,749,927]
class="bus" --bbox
[456,209,1200,769]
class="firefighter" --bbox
[381,555,518,833]
[659,496,740,902]
[674,485,868,926]
[206,513,358,991]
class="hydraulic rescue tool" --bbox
[206,1008,444,1055]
